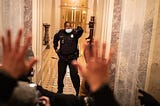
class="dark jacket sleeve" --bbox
[0,71,17,103]
[37,85,85,106]
[53,31,60,51]
[90,85,120,106]
[53,94,85,106]
[74,26,84,39]
[38,84,119,106]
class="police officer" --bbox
[53,21,83,96]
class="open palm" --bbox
[73,41,113,92]
[1,29,37,79]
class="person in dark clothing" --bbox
[0,28,119,106]
[79,79,90,96]
[0,29,37,105]
[139,89,160,106]
[0,71,119,106]
[53,21,83,95]
[37,84,119,106]
[8,82,51,106]
[36,40,120,106]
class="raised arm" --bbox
[72,41,119,106]
[53,32,60,51]
[74,26,84,39]
[0,29,37,103]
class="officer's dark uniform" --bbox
[53,26,83,96]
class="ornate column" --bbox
[32,0,43,83]
[0,0,24,64]
[114,0,156,105]
[146,0,160,101]
[24,0,32,36]
[53,0,60,33]
[0,0,2,36]
[94,0,104,41]
[1,0,24,38]
[0,0,2,63]
[109,0,122,89]
[0,0,2,35]
[86,0,94,33]
[94,0,114,56]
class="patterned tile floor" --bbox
[41,50,85,95]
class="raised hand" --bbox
[1,29,37,79]
[73,41,114,92]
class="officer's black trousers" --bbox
[57,59,80,96]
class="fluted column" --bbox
[53,0,60,33]
[94,0,104,41]
[1,0,24,38]
[109,0,122,89]
[24,0,32,36]
[32,0,43,83]
[0,0,24,64]
[146,0,160,101]
[114,0,156,105]
[86,0,94,33]
[0,0,2,35]
[0,0,2,63]
[94,0,114,57]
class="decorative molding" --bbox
[110,0,122,89]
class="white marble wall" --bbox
[0,0,2,63]
[94,0,104,41]
[0,0,24,63]
[93,0,114,57]
[1,0,24,38]
[0,0,2,35]
[0,0,42,83]
[24,0,32,36]
[53,0,60,33]
[114,0,156,105]
[32,0,43,83]
[146,0,160,101]
[86,0,94,33]
[109,0,122,89]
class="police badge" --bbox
[71,34,74,38]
